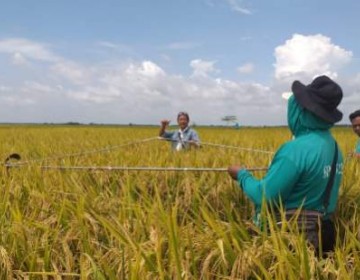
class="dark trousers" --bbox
[320,219,336,255]
[248,219,336,257]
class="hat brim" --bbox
[292,81,343,123]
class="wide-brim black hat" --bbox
[292,75,343,123]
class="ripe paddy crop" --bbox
[0,125,359,279]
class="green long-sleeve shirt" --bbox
[237,96,343,226]
[356,139,360,153]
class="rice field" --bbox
[0,124,360,279]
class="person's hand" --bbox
[227,165,243,180]
[159,119,171,137]
[160,119,170,127]
[347,151,360,158]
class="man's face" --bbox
[351,116,360,137]
[177,115,189,130]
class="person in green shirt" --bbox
[349,110,360,157]
[228,75,343,254]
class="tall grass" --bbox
[0,125,359,279]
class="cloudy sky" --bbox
[1,0,359,125]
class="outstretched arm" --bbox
[228,154,300,206]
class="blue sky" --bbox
[1,0,360,125]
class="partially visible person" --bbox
[228,75,344,255]
[159,112,200,151]
[349,110,360,157]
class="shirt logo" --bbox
[323,163,343,178]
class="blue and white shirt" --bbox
[162,127,200,150]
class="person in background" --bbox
[349,110,360,157]
[159,112,200,151]
[228,75,344,255]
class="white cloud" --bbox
[22,81,57,95]
[160,54,171,62]
[0,95,35,106]
[0,38,60,63]
[66,87,116,103]
[0,85,12,92]
[341,74,360,108]
[205,0,251,14]
[134,61,165,77]
[0,79,65,109]
[190,59,217,78]
[43,58,275,124]
[237,63,254,74]
[273,34,359,123]
[97,41,121,49]
[67,61,168,104]
[12,52,28,65]
[225,0,252,15]
[274,34,352,82]
[0,37,292,125]
[51,61,92,85]
[166,42,200,50]
[96,41,132,53]
[0,35,358,125]
[0,37,279,125]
